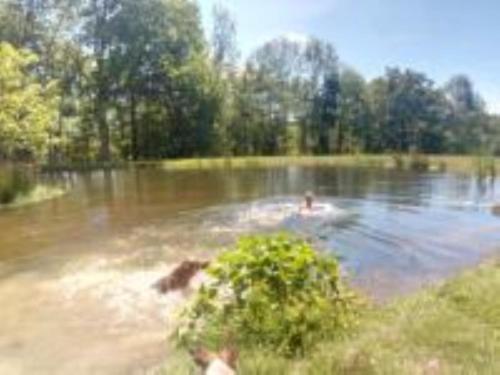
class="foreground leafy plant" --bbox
[176,234,359,356]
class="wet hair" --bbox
[153,260,210,294]
[304,191,314,209]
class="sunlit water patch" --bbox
[202,197,351,234]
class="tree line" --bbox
[0,0,499,163]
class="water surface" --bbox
[0,166,499,374]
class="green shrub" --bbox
[176,234,359,356]
[0,167,34,204]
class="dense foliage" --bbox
[176,234,359,356]
[166,260,500,374]
[0,42,58,160]
[0,165,34,204]
[0,0,499,163]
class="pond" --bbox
[0,166,499,374]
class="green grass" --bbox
[162,260,500,374]
[41,154,500,175]
[0,184,66,209]
[41,160,127,172]
[154,155,391,170]
[139,154,499,175]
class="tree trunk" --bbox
[130,93,139,160]
[94,0,110,162]
[96,85,110,161]
[336,121,344,153]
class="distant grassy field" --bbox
[163,259,500,374]
[42,154,500,174]
[138,154,499,175]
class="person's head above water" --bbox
[304,191,314,210]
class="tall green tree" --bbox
[443,75,489,153]
[382,68,447,153]
[445,75,483,113]
[0,43,59,160]
[80,0,120,161]
[211,3,239,155]
[338,68,371,152]
[78,0,213,160]
[302,39,339,154]
[240,36,340,155]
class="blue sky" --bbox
[198,0,500,113]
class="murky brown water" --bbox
[0,166,499,374]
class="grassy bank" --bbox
[41,154,500,174]
[0,184,66,209]
[163,260,499,374]
[146,154,499,174]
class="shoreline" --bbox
[0,185,66,210]
[40,154,499,174]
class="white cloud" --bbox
[198,0,339,56]
[281,31,311,45]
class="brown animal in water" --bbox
[492,204,500,216]
[191,347,238,375]
[153,260,209,293]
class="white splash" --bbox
[50,257,205,331]
[222,199,348,229]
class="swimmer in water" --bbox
[301,191,314,213]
